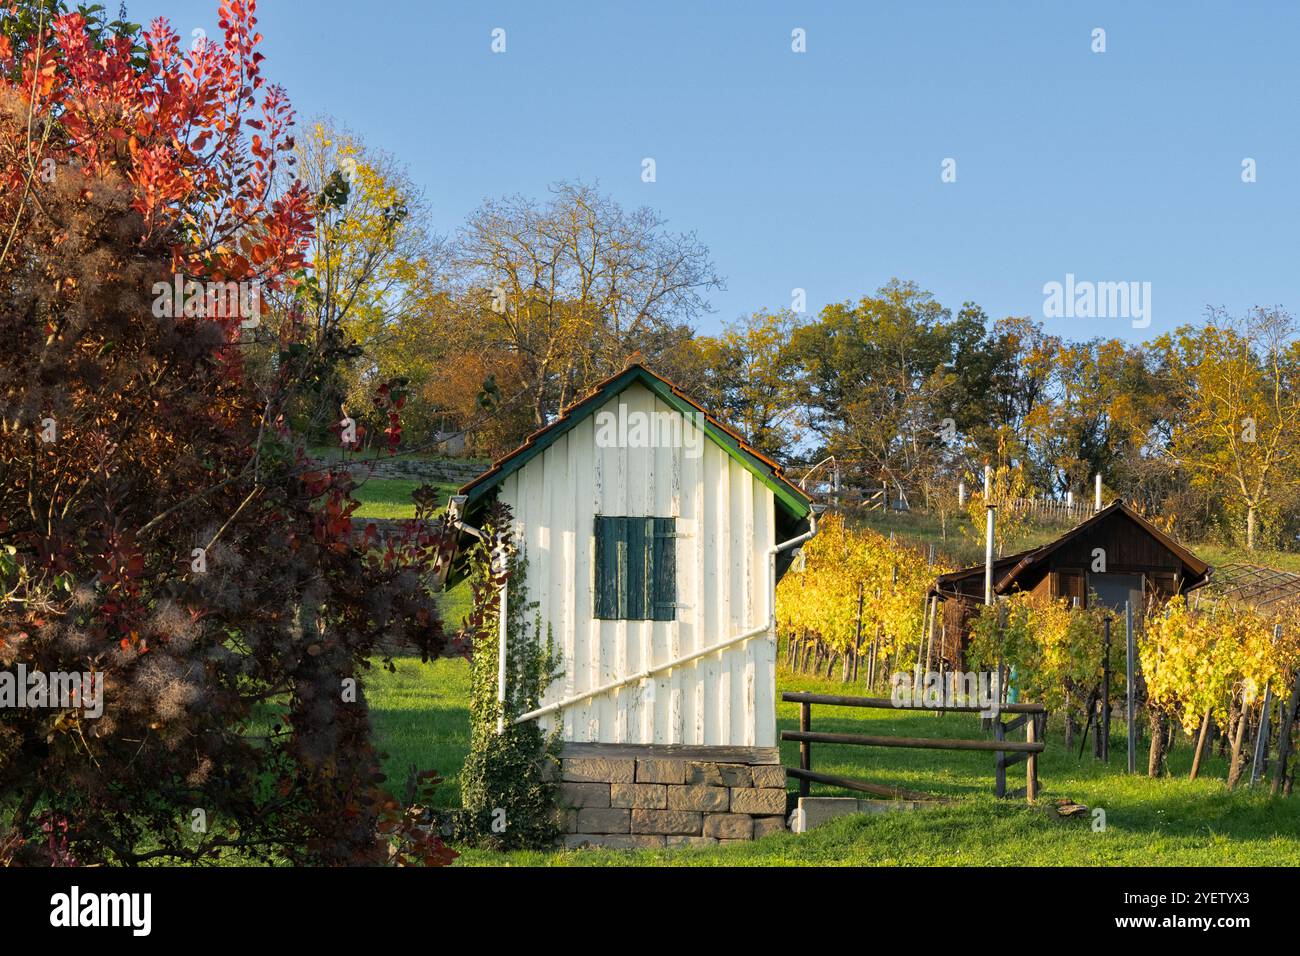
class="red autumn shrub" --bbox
[0,1,455,864]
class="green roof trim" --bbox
[460,365,812,522]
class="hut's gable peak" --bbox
[458,364,812,521]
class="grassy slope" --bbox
[365,657,1300,866]
[351,476,475,626]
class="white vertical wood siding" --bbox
[498,381,777,746]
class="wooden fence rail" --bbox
[781,691,1045,803]
[783,691,1044,714]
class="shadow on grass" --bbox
[365,657,471,807]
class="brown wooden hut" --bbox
[930,501,1211,667]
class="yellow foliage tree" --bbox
[283,118,446,441]
[1161,309,1300,550]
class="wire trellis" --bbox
[1201,563,1300,610]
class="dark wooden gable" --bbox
[1006,511,1176,595]
[996,502,1208,599]
[929,501,1209,667]
[933,501,1210,605]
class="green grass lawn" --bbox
[367,656,473,809]
[365,657,1300,866]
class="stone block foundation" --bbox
[556,744,788,848]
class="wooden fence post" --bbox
[994,717,1006,798]
[1026,712,1039,801]
[1101,618,1111,763]
[799,700,812,798]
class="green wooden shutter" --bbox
[651,517,677,621]
[594,516,620,619]
[625,517,648,619]
[594,515,675,621]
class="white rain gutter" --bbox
[449,496,509,734]
[512,512,818,726]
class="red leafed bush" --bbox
[0,2,455,865]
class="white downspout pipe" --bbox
[494,541,508,733]
[513,512,819,726]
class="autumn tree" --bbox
[973,316,1059,479]
[454,180,722,431]
[1161,308,1300,550]
[1011,335,1171,514]
[793,280,963,506]
[265,117,448,444]
[688,309,805,458]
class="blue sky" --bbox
[143,0,1299,342]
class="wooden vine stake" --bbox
[1125,600,1136,774]
[1190,708,1212,780]
[1272,670,1300,797]
[851,582,864,683]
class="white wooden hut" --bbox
[451,364,816,845]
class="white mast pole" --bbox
[984,465,995,606]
